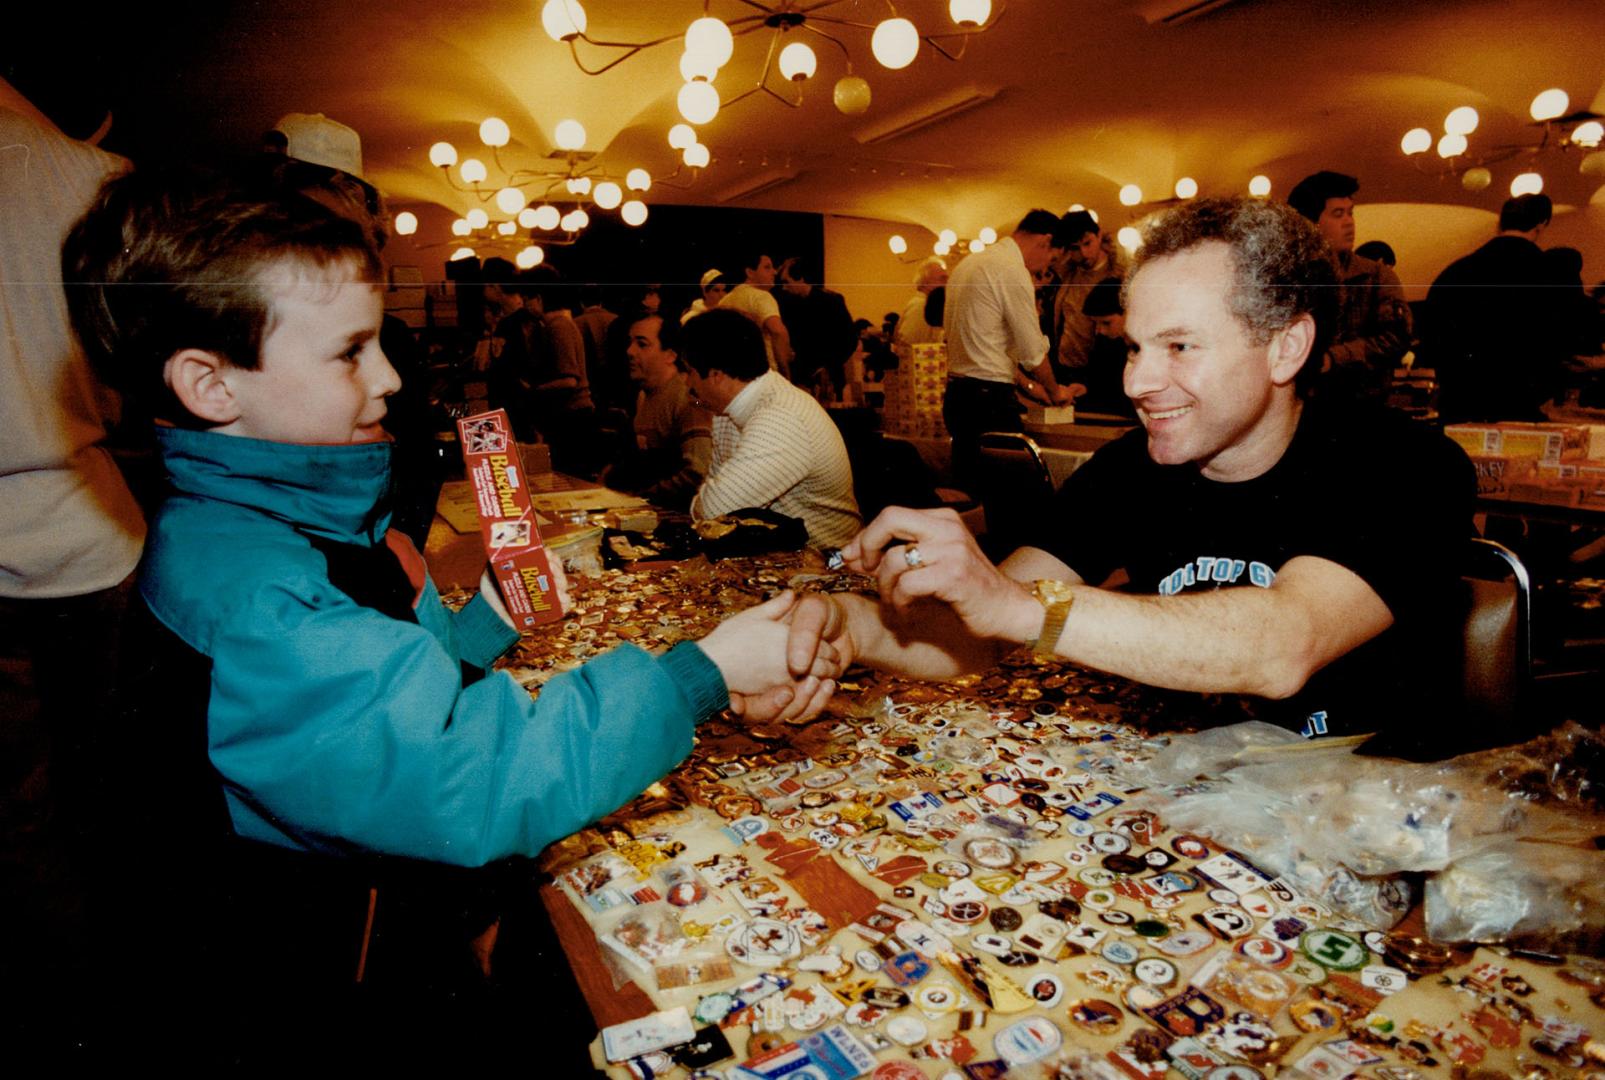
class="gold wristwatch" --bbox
[1025,580,1075,658]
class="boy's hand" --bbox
[479,567,516,629]
[480,556,572,631]
[699,591,843,718]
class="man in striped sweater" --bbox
[682,309,861,549]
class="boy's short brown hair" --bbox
[63,164,381,420]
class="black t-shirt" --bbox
[1032,402,1475,736]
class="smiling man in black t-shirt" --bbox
[791,196,1474,738]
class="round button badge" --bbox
[1134,957,1178,986]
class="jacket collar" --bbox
[724,368,780,428]
[155,426,394,546]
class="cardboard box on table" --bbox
[884,342,949,439]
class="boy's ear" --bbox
[164,349,243,425]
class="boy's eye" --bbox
[340,344,363,362]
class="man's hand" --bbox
[699,591,842,721]
[785,594,858,680]
[1054,383,1083,406]
[838,507,1040,644]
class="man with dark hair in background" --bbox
[719,249,794,378]
[1422,193,1564,422]
[942,208,1077,488]
[682,309,859,547]
[1286,170,1410,404]
[602,311,712,510]
[523,265,596,473]
[482,257,542,439]
[1051,209,1124,381]
[777,255,857,396]
[1077,277,1136,419]
[794,197,1472,745]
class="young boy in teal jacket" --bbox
[63,166,839,1051]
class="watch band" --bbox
[1026,580,1075,658]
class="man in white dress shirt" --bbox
[942,209,1076,487]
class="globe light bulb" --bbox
[450,246,477,262]
[566,176,592,195]
[888,234,908,255]
[592,181,623,210]
[1444,106,1479,135]
[1116,226,1141,252]
[683,143,711,169]
[1570,120,1603,148]
[570,209,590,230]
[465,208,489,230]
[460,158,488,185]
[1118,184,1143,206]
[533,205,561,231]
[779,42,817,82]
[560,210,581,232]
[1460,167,1492,192]
[949,0,992,27]
[668,124,697,150]
[626,168,652,191]
[479,117,510,147]
[938,229,958,246]
[684,16,734,69]
[1510,172,1543,197]
[541,0,587,42]
[1248,175,1272,197]
[871,18,919,69]
[429,141,458,168]
[833,75,871,115]
[678,80,720,125]
[1530,89,1569,122]
[968,239,985,253]
[497,221,517,236]
[518,208,539,228]
[516,245,545,269]
[451,218,471,236]
[621,200,649,226]
[393,211,418,236]
[1174,177,1198,199]
[1087,209,1100,223]
[494,187,527,215]
[554,119,586,151]
[1067,203,1085,212]
[1437,132,1468,158]
[978,227,997,244]
[1400,128,1432,155]
[680,51,719,83]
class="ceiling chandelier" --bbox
[416,116,688,265]
[1398,87,1605,197]
[541,1,1002,121]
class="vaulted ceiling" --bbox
[16,0,1605,257]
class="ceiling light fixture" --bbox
[1399,87,1602,193]
[545,1,1004,117]
[424,116,661,250]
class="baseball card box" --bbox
[455,409,566,628]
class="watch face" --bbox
[1033,580,1077,605]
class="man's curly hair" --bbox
[1122,196,1339,396]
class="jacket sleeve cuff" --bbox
[660,642,730,721]
[451,592,522,668]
